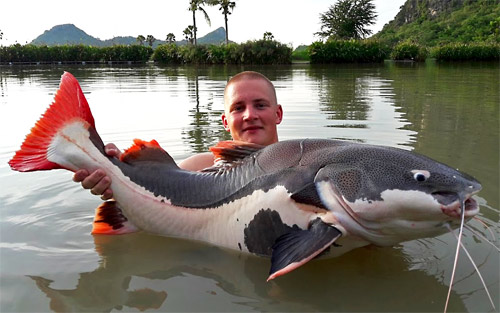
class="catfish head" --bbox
[313,144,482,246]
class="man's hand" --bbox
[73,143,121,200]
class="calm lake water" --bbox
[0,62,498,312]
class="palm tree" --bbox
[211,0,236,45]
[263,31,274,41]
[146,35,156,47]
[189,0,211,45]
[136,35,145,46]
[166,33,176,44]
[183,26,195,44]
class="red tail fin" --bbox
[9,72,95,172]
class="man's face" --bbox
[222,78,283,146]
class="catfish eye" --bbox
[414,173,427,182]
[411,170,430,182]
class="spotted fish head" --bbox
[314,144,482,245]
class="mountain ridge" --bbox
[31,24,227,47]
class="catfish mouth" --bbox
[433,191,479,218]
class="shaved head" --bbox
[224,71,277,108]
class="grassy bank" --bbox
[152,40,291,64]
[0,40,291,65]
[430,43,500,61]
[1,41,498,64]
[308,40,390,63]
[0,44,153,63]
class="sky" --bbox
[1,0,406,48]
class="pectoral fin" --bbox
[267,218,341,281]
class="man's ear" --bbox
[275,104,283,124]
[222,113,230,132]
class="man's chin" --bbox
[239,134,264,145]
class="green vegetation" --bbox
[430,43,500,61]
[2,40,497,64]
[146,35,156,47]
[390,42,428,61]
[316,0,377,40]
[136,35,145,46]
[152,39,291,64]
[375,0,499,47]
[166,33,176,43]
[291,45,310,61]
[308,40,389,63]
[0,44,153,63]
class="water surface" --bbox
[1,62,498,312]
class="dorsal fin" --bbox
[120,139,176,165]
[209,140,264,163]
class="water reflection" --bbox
[305,64,416,146]
[0,63,498,312]
[181,67,232,153]
[28,233,468,312]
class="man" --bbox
[74,71,283,199]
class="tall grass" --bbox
[2,41,498,64]
[0,44,153,63]
[390,42,428,61]
[430,43,500,61]
[308,40,390,63]
[152,40,292,64]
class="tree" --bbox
[0,30,3,40]
[316,0,377,40]
[136,35,145,46]
[263,31,274,41]
[166,33,176,44]
[209,0,236,45]
[146,35,156,47]
[189,0,211,45]
[183,26,195,44]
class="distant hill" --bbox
[197,27,226,44]
[31,24,227,47]
[373,0,499,46]
[32,24,102,46]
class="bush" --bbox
[152,40,292,64]
[152,44,181,63]
[430,43,500,61]
[308,40,390,63]
[292,45,310,61]
[0,44,153,63]
[390,42,428,61]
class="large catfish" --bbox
[9,72,481,281]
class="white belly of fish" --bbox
[114,185,314,253]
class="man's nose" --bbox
[243,107,258,120]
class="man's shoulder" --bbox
[178,152,215,171]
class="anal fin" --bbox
[267,218,341,281]
[92,201,139,235]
